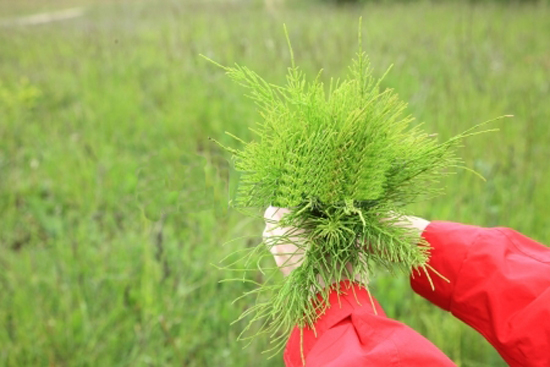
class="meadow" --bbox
[1,0,549,366]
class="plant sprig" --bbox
[202,22,504,358]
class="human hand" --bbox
[390,214,431,239]
[262,206,305,277]
[262,206,358,287]
[263,206,431,278]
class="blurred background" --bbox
[1,0,549,366]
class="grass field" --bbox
[1,0,549,366]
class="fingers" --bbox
[263,206,306,276]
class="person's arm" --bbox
[264,207,455,366]
[283,281,455,367]
[411,221,550,367]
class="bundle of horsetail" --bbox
[204,26,498,357]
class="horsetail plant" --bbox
[204,23,501,360]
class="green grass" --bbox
[1,0,549,366]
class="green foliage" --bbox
[209,28,500,354]
[0,78,41,111]
[221,53,457,210]
[1,1,549,366]
[319,0,545,4]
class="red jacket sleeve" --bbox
[411,221,550,367]
[284,281,455,366]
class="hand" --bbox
[392,215,431,237]
[262,206,305,277]
[263,206,431,278]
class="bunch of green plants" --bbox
[206,27,495,356]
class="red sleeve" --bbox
[411,221,550,367]
[284,281,455,366]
